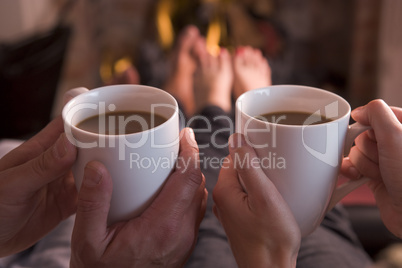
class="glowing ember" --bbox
[206,19,221,57]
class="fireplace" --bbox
[50,0,397,115]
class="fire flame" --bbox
[155,0,223,56]
[100,57,132,84]
[156,0,174,50]
[206,19,221,57]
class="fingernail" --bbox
[53,134,68,159]
[83,164,103,186]
[186,128,198,149]
[351,106,364,118]
[236,47,245,55]
[187,127,195,140]
[229,134,246,150]
[347,166,361,180]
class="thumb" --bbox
[228,133,273,199]
[73,161,112,247]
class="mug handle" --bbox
[62,87,89,106]
[327,122,372,211]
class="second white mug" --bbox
[235,85,370,237]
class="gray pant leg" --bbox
[0,215,74,268]
[297,205,373,268]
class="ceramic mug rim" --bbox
[235,85,352,128]
[62,84,179,138]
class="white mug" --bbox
[62,85,180,225]
[235,85,370,237]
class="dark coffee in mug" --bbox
[76,110,167,134]
[256,111,333,126]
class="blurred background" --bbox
[0,0,401,138]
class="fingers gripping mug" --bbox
[62,85,180,225]
[235,85,370,237]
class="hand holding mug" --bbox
[63,85,181,225]
[235,85,370,236]
[342,99,402,238]
[70,128,207,267]
[0,117,77,257]
[213,133,300,268]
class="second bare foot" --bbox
[233,46,271,100]
[194,48,233,114]
[164,25,202,117]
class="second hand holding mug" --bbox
[235,85,370,237]
[62,85,180,225]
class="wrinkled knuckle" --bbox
[162,221,181,240]
[31,154,49,178]
[183,165,203,189]
[77,198,105,214]
[157,221,186,252]
[369,99,386,108]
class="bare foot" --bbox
[193,48,233,113]
[233,46,271,99]
[108,65,140,85]
[164,25,201,117]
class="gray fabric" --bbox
[184,105,237,267]
[0,215,74,268]
[297,205,373,268]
